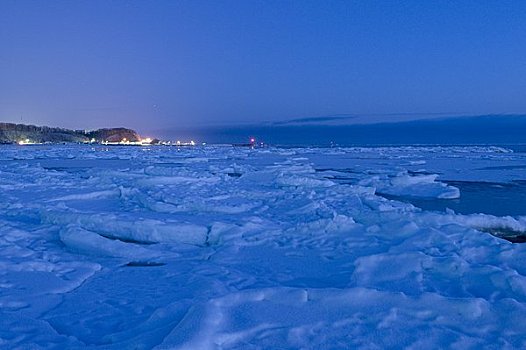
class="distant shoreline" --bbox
[0,122,143,145]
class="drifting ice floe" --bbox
[59,225,163,261]
[1,144,526,349]
[43,210,209,245]
[360,172,461,199]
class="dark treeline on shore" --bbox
[0,123,140,144]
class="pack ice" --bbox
[1,144,526,349]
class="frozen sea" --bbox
[1,144,526,349]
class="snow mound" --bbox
[163,287,526,349]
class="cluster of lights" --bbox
[18,136,259,147]
[98,137,153,146]
[17,136,203,147]
[95,137,200,147]
[175,140,196,146]
[18,138,34,145]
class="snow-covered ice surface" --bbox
[1,144,526,349]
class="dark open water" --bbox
[383,181,526,217]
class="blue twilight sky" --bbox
[1,0,526,134]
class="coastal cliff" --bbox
[85,128,141,143]
[0,123,141,144]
